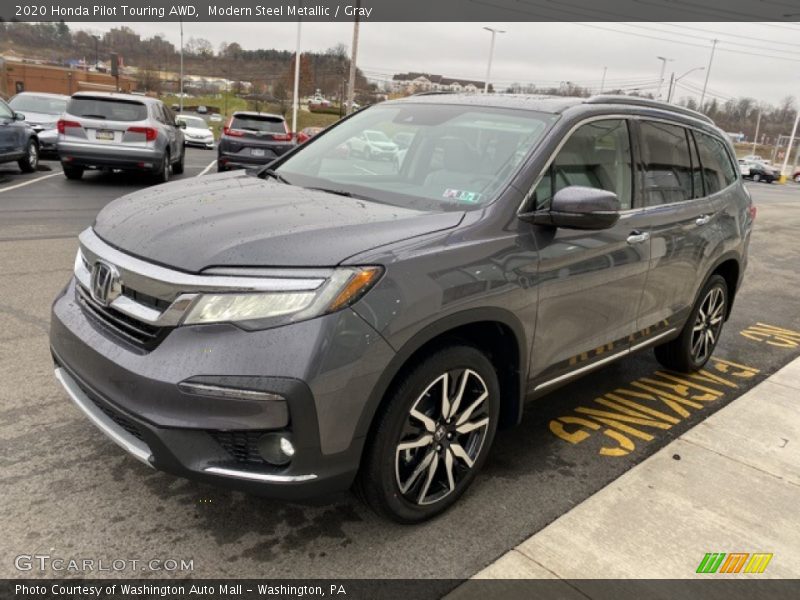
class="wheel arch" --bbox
[707,253,741,319]
[355,308,528,449]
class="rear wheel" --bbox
[154,152,170,183]
[62,165,84,180]
[18,139,39,173]
[794,174,800,183]
[172,148,185,175]
[356,345,500,523]
[654,274,728,372]
[217,160,227,173]
[752,173,761,182]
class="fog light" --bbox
[258,433,295,466]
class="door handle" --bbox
[626,231,650,245]
[695,214,712,226]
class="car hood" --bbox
[20,111,59,127]
[184,126,212,136]
[93,171,464,271]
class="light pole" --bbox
[779,110,799,183]
[666,66,704,103]
[600,66,607,94]
[179,18,184,114]
[699,39,718,111]
[752,107,762,156]
[92,35,99,69]
[483,27,506,94]
[292,21,302,134]
[346,0,360,115]
[656,56,674,99]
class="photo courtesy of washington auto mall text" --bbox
[1,0,800,599]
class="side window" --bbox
[533,119,632,210]
[638,121,693,206]
[163,104,176,126]
[694,132,737,194]
[0,99,14,119]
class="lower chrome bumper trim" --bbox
[203,466,317,483]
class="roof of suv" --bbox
[388,93,713,125]
[232,111,285,120]
[70,91,160,104]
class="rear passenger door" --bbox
[529,119,652,387]
[633,120,717,338]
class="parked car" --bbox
[57,92,185,182]
[50,94,753,523]
[196,105,208,114]
[209,113,223,123]
[296,126,324,144]
[8,92,68,157]
[741,160,777,183]
[737,159,750,177]
[792,168,800,183]
[347,129,399,160]
[217,111,295,171]
[0,97,39,173]
[177,114,215,149]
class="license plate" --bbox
[251,148,266,157]
[96,130,114,141]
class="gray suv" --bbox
[50,95,753,523]
[57,92,185,182]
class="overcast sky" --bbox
[79,22,800,106]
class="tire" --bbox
[752,173,761,182]
[172,148,185,175]
[62,165,84,180]
[654,274,728,372]
[217,160,227,173]
[794,174,800,184]
[18,139,39,173]
[154,151,170,183]
[356,345,500,523]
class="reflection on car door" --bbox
[528,119,652,390]
[0,100,18,157]
[633,121,718,338]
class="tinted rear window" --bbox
[231,115,286,133]
[67,97,147,122]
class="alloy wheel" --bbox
[395,369,491,506]
[28,142,38,168]
[690,285,725,364]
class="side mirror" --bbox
[178,120,187,129]
[519,186,621,230]
[14,112,26,121]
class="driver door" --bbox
[528,118,652,388]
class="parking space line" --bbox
[197,159,216,177]
[0,172,61,194]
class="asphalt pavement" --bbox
[1,154,799,583]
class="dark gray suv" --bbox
[50,95,753,523]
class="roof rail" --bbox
[584,94,714,124]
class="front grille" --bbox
[83,387,145,442]
[210,431,266,465]
[121,286,171,312]
[76,284,166,349]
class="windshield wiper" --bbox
[260,169,291,184]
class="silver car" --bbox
[8,91,68,157]
[57,92,185,182]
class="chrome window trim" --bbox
[517,113,738,217]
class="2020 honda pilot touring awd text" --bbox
[50,94,753,523]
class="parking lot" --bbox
[1,154,799,582]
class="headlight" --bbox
[182,266,383,329]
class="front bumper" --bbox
[50,278,395,499]
[185,137,215,148]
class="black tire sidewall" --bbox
[679,274,728,371]
[360,345,500,523]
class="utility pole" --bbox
[699,39,718,112]
[667,72,675,103]
[752,108,762,156]
[600,66,607,94]
[92,35,99,69]
[292,21,301,133]
[656,56,673,99]
[779,110,799,183]
[346,0,360,115]
[179,18,184,113]
[483,27,505,94]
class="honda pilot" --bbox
[50,94,753,523]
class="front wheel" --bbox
[18,139,39,173]
[356,345,500,523]
[752,173,761,182]
[654,274,728,372]
[794,174,800,184]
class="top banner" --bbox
[3,0,800,22]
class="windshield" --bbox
[10,95,67,115]
[275,103,557,211]
[67,97,147,121]
[178,115,208,128]
[231,115,286,133]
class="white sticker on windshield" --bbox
[443,189,482,204]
